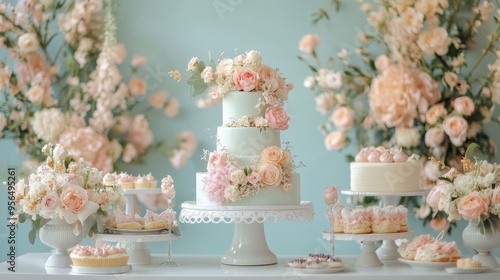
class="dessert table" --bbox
[1,253,499,280]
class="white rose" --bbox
[243,50,262,69]
[201,66,214,83]
[18,33,39,54]
[299,34,321,54]
[229,169,247,185]
[317,69,342,89]
[187,57,199,71]
[424,160,444,181]
[395,127,421,148]
[417,27,451,56]
[303,76,316,89]
[26,85,45,104]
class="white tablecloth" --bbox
[0,253,499,280]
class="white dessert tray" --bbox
[398,258,455,270]
[70,265,131,274]
[445,266,493,274]
[285,264,347,274]
[123,188,161,195]
[323,231,413,267]
[104,227,172,235]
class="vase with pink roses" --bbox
[11,143,125,244]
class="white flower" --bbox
[303,76,316,89]
[30,108,67,142]
[317,69,342,89]
[26,85,45,104]
[187,57,199,71]
[18,33,39,54]
[243,50,262,69]
[229,169,247,185]
[395,127,421,148]
[201,66,214,84]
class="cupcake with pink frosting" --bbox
[70,245,128,267]
[342,206,372,234]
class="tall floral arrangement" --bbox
[0,0,196,173]
[299,0,499,232]
[12,143,125,244]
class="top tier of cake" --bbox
[222,91,266,125]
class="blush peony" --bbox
[443,116,468,146]
[265,106,290,130]
[331,106,355,131]
[324,131,346,150]
[457,192,489,220]
[299,34,321,54]
[233,67,259,92]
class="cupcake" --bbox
[134,175,150,189]
[102,173,117,186]
[457,258,482,268]
[145,173,157,188]
[117,173,135,189]
[70,245,128,267]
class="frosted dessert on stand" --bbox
[398,233,461,262]
[351,146,420,192]
[189,50,301,206]
[286,254,343,269]
[103,172,158,189]
[457,258,482,268]
[109,209,176,231]
[70,245,128,267]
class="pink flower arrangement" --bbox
[171,50,294,129]
[12,144,125,244]
[0,0,195,172]
[300,1,500,232]
[426,145,500,231]
[202,145,295,204]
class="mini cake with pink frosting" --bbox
[398,234,435,260]
[350,146,420,193]
[342,206,372,234]
[457,258,482,268]
[414,241,461,262]
[111,210,144,230]
[70,245,128,267]
[143,209,176,229]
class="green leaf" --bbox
[480,219,486,235]
[465,143,479,159]
[345,155,355,162]
[18,213,26,224]
[28,227,37,245]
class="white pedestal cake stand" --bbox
[179,201,314,266]
[341,190,425,260]
[94,188,181,265]
[323,231,413,266]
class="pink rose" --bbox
[233,67,259,92]
[131,55,147,68]
[374,54,391,71]
[122,143,138,163]
[129,77,146,96]
[208,151,228,171]
[247,171,261,185]
[260,146,284,165]
[453,96,475,116]
[299,34,320,54]
[163,98,180,117]
[457,192,489,220]
[148,92,168,109]
[258,163,282,187]
[60,185,88,213]
[331,106,355,131]
[424,127,445,148]
[324,185,339,205]
[426,181,446,210]
[426,103,447,125]
[39,192,59,218]
[265,106,290,130]
[201,66,214,83]
[324,131,346,151]
[443,116,468,146]
[430,217,450,232]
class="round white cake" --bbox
[350,162,420,192]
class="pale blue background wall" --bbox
[1,0,499,262]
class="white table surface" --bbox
[0,253,499,280]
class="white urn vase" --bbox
[462,219,500,268]
[38,218,89,268]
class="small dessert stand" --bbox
[323,231,413,266]
[180,201,314,266]
[94,188,181,265]
[341,190,425,260]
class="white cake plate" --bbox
[323,231,413,267]
[180,201,314,266]
[340,190,425,260]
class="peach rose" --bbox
[415,70,441,106]
[148,92,168,109]
[131,55,147,67]
[324,131,346,151]
[258,163,282,187]
[426,181,446,210]
[453,96,475,116]
[265,106,289,130]
[26,85,45,104]
[233,67,259,92]
[324,185,339,205]
[208,151,228,171]
[426,103,448,125]
[163,98,180,117]
[260,146,284,165]
[457,192,489,220]
[443,116,468,146]
[129,77,146,96]
[424,127,445,148]
[331,106,355,131]
[417,27,451,56]
[369,65,420,127]
[299,34,321,54]
[60,185,88,213]
[375,54,391,71]
[430,217,450,232]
